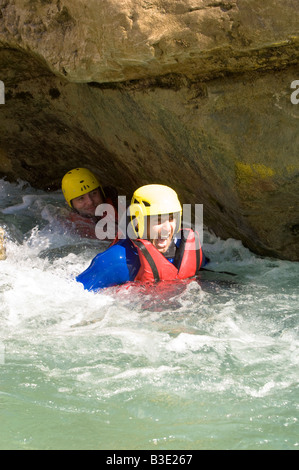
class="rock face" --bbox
[0,0,298,260]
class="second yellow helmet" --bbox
[62,168,104,207]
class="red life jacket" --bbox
[132,228,203,283]
[66,197,118,239]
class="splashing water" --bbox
[0,179,298,450]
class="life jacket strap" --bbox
[174,229,201,273]
[134,240,160,282]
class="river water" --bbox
[0,178,298,450]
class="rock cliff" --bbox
[0,0,298,260]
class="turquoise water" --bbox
[0,179,298,450]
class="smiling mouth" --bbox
[154,233,172,248]
[156,238,168,246]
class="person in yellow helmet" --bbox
[61,168,119,239]
[129,184,182,255]
[76,184,208,291]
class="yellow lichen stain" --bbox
[235,162,278,202]
[235,162,276,181]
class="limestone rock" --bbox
[0,0,298,260]
[0,0,298,82]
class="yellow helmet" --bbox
[61,168,103,207]
[129,184,182,238]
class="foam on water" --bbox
[0,178,298,450]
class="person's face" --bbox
[147,213,176,253]
[71,188,103,217]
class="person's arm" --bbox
[76,238,140,292]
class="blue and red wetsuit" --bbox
[76,228,208,292]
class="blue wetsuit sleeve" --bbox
[76,239,140,292]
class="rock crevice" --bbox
[0,0,298,260]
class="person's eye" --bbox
[161,215,172,224]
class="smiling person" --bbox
[129,185,206,282]
[76,184,208,291]
[61,168,119,239]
